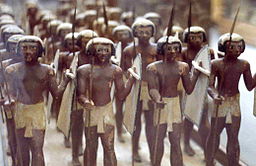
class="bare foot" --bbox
[184,144,195,156]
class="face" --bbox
[19,42,39,63]
[81,37,91,49]
[95,44,112,64]
[66,39,79,52]
[60,29,71,39]
[164,43,181,62]
[116,30,130,42]
[8,43,17,53]
[28,7,37,15]
[225,41,244,59]
[135,26,153,41]
[188,32,204,46]
[124,17,133,27]
[4,33,12,43]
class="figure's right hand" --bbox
[81,99,95,111]
[213,95,224,105]
[4,99,15,111]
[155,100,166,109]
[0,98,5,106]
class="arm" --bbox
[147,64,161,103]
[181,63,200,94]
[243,61,255,91]
[115,66,135,101]
[122,47,133,71]
[207,61,219,99]
[48,67,70,99]
[77,67,90,106]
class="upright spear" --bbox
[102,2,109,34]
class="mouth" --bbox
[25,54,33,62]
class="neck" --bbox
[188,44,202,51]
[138,39,150,46]
[25,60,39,66]
[224,54,238,62]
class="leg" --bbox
[30,129,45,166]
[71,109,84,166]
[132,100,142,162]
[100,125,117,166]
[84,126,98,166]
[169,123,183,166]
[198,109,210,160]
[152,124,167,166]
[6,118,17,166]
[183,118,195,156]
[115,98,125,143]
[144,108,155,161]
[226,116,241,166]
[205,117,225,166]
[15,128,30,166]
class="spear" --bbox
[153,1,175,165]
[187,0,192,37]
[102,1,109,34]
[0,57,21,165]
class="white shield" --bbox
[123,53,142,134]
[183,45,211,126]
[46,49,60,123]
[57,53,78,137]
[254,89,256,117]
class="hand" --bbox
[128,67,140,80]
[64,69,75,80]
[81,99,95,110]
[155,100,166,109]
[213,95,224,105]
[0,98,5,106]
[4,99,15,111]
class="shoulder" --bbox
[238,59,250,69]
[2,59,12,68]
[147,61,161,71]
[5,62,22,74]
[123,44,134,54]
[77,64,91,74]
[40,64,55,76]
[111,64,122,74]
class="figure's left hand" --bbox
[192,60,210,77]
[64,69,75,80]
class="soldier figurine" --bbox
[71,29,98,166]
[0,34,24,166]
[0,26,24,60]
[77,37,135,166]
[144,12,163,41]
[123,18,159,162]
[147,35,201,166]
[4,35,73,166]
[206,33,256,166]
[112,25,133,142]
[182,26,214,156]
[121,11,135,27]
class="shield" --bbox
[253,89,256,117]
[46,49,60,123]
[57,53,79,137]
[123,53,142,134]
[115,42,122,66]
[111,42,122,114]
[110,42,122,66]
[183,45,211,126]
